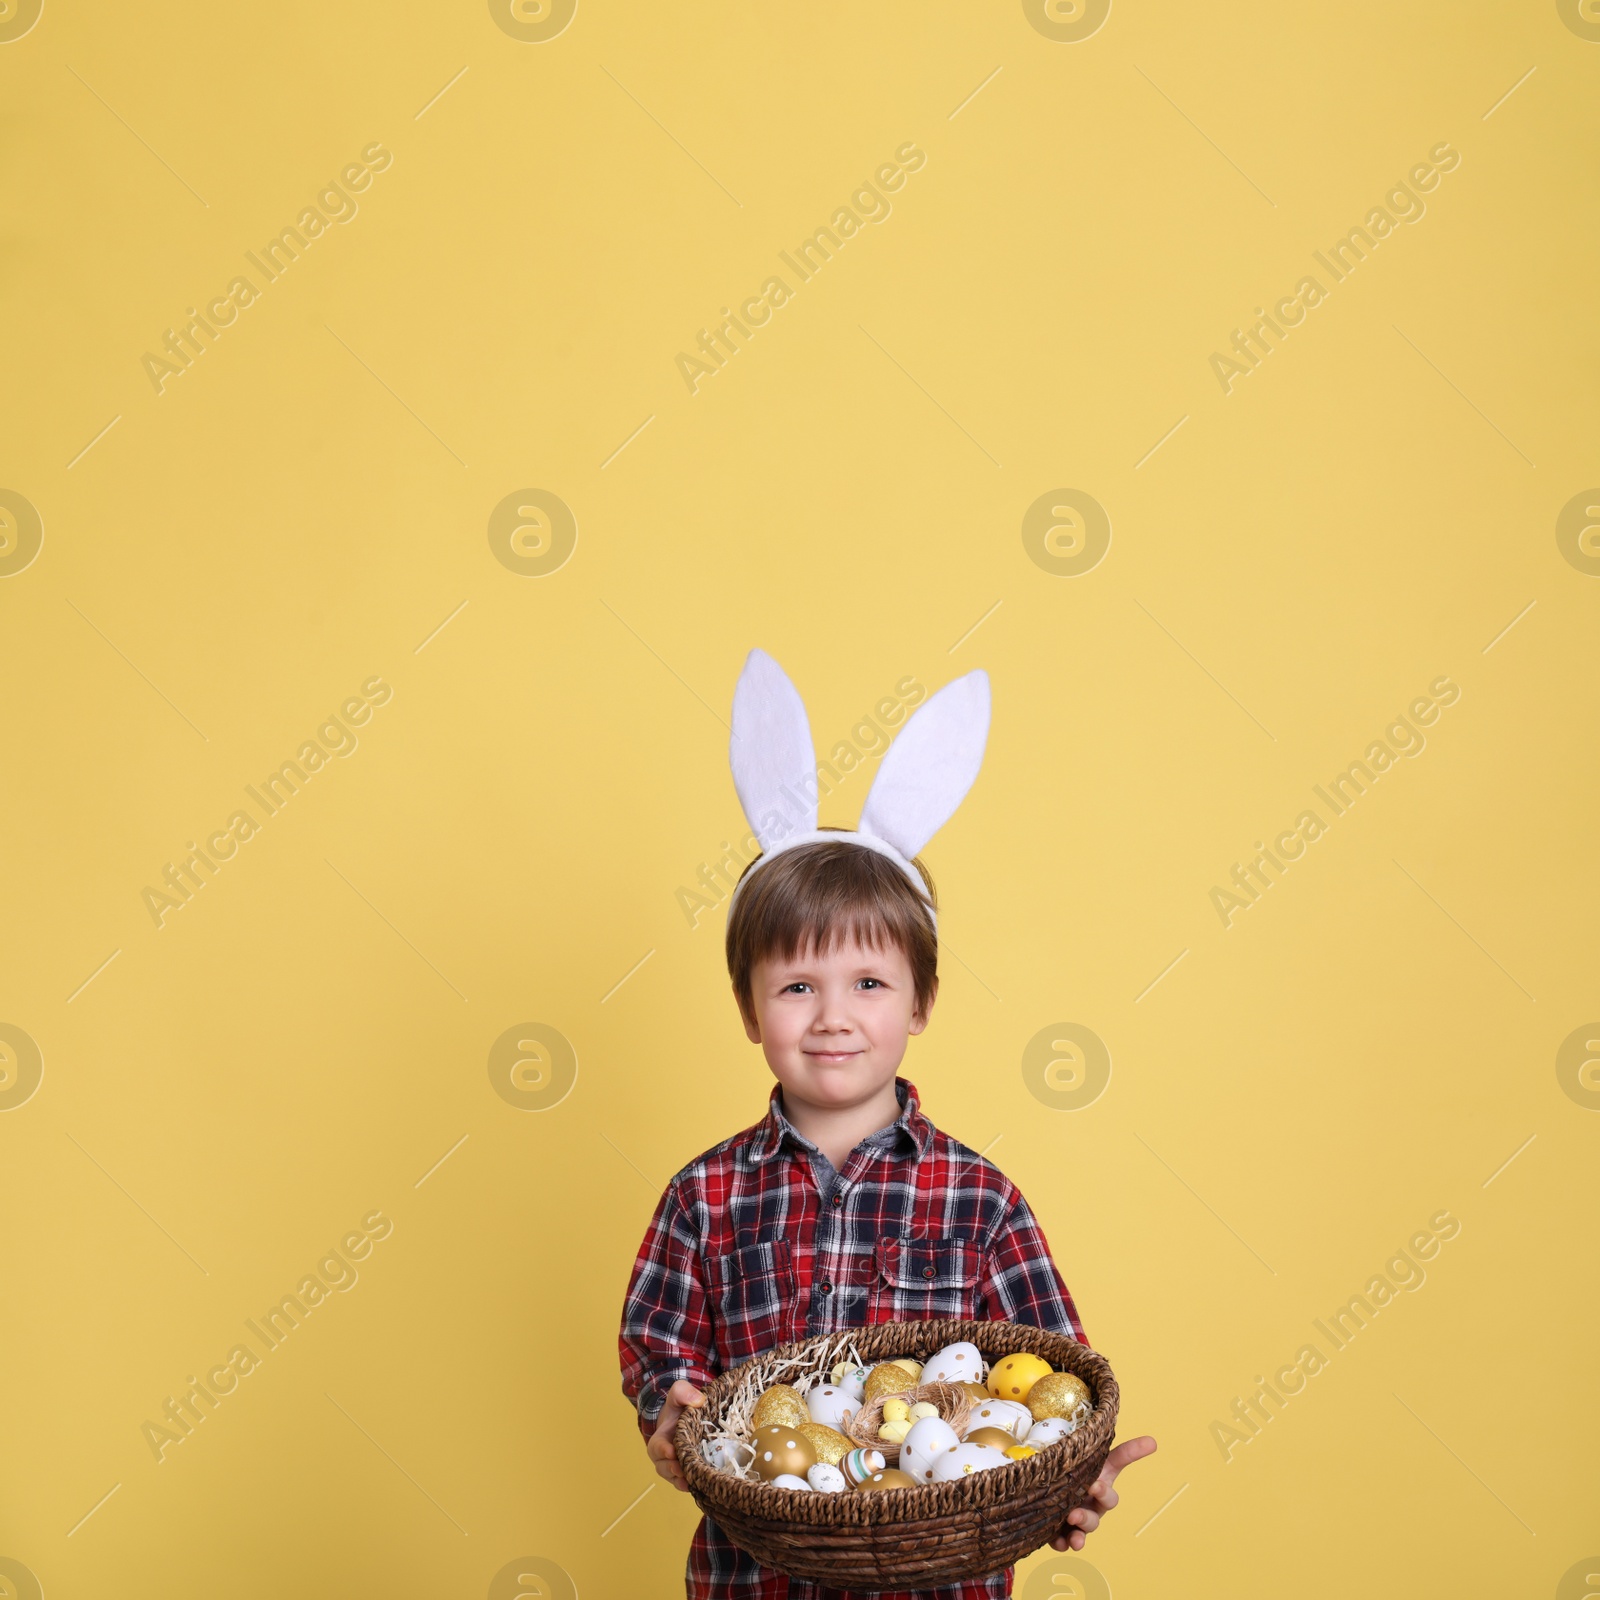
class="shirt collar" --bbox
[744,1076,933,1166]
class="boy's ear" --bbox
[907,975,939,1035]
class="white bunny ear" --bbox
[858,669,991,860]
[729,648,820,851]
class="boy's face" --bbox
[738,933,935,1110]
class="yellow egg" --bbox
[892,1359,923,1381]
[907,1401,939,1421]
[882,1398,910,1423]
[878,1417,913,1443]
[1004,1445,1038,1461]
[752,1384,810,1431]
[797,1422,851,1466]
[1027,1371,1093,1422]
[986,1352,1054,1401]
[751,1424,816,1481]
[964,1426,1018,1451]
[855,1467,917,1492]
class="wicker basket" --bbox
[673,1318,1118,1589]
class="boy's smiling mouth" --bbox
[805,1049,863,1061]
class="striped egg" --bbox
[840,1447,887,1487]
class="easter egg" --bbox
[881,1398,911,1423]
[797,1422,851,1466]
[706,1438,754,1474]
[863,1362,917,1406]
[834,1366,869,1402]
[892,1359,923,1381]
[959,1381,989,1404]
[986,1352,1053,1401]
[907,1401,939,1421]
[840,1447,887,1487]
[1027,1371,1092,1422]
[1004,1445,1037,1461]
[928,1442,1010,1483]
[805,1383,858,1433]
[1022,1415,1080,1448]
[900,1415,961,1483]
[807,1462,849,1492]
[770,1473,812,1490]
[921,1340,984,1385]
[856,1468,918,1492]
[967,1398,1032,1440]
[752,1384,810,1431]
[877,1418,912,1444]
[751,1424,816,1482]
[963,1426,1018,1452]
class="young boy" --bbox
[617,833,1156,1599]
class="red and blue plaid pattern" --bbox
[618,1077,1091,1599]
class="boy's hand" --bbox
[646,1379,707,1492]
[1049,1434,1158,1552]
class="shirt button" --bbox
[818,1281,833,1295]
[831,1194,843,1207]
[922,1265,936,1279]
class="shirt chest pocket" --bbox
[870,1233,983,1324]
[714,1238,798,1363]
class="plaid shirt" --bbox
[618,1076,1090,1600]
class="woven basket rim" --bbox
[674,1318,1118,1530]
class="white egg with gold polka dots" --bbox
[965,1398,1032,1440]
[928,1442,1010,1483]
[920,1341,984,1385]
[805,1383,858,1433]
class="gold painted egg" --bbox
[856,1467,918,1492]
[751,1424,816,1482]
[864,1362,917,1406]
[986,1352,1053,1401]
[964,1426,1018,1451]
[891,1358,923,1381]
[1027,1370,1093,1421]
[797,1422,851,1466]
[959,1381,989,1404]
[752,1384,810,1431]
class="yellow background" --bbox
[1,0,1596,1596]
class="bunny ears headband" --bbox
[726,648,993,930]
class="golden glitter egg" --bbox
[752,1384,810,1431]
[751,1424,816,1482]
[797,1422,851,1466]
[1026,1370,1093,1422]
[986,1352,1053,1401]
[855,1467,918,1493]
[1004,1445,1038,1461]
[892,1358,923,1381]
[864,1362,917,1406]
[964,1426,1018,1452]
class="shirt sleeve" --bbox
[979,1188,1090,1348]
[618,1177,718,1443]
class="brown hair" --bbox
[726,830,939,1027]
